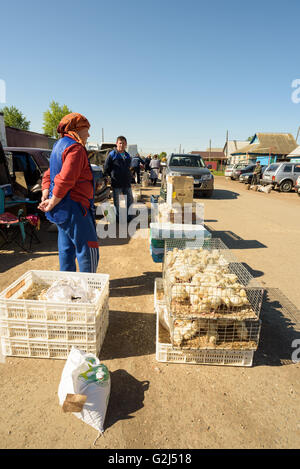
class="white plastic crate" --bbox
[155,309,254,367]
[0,270,109,324]
[1,339,102,359]
[1,299,109,359]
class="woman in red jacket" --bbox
[39,113,99,273]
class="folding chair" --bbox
[0,188,39,250]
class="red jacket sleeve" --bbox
[52,144,87,199]
[42,168,50,190]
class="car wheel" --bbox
[279,180,293,192]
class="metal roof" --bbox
[231,133,297,155]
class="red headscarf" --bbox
[57,112,90,145]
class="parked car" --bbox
[260,162,300,192]
[89,164,110,203]
[294,175,300,196]
[231,163,250,180]
[4,147,51,201]
[239,165,267,184]
[224,165,234,178]
[4,146,110,204]
[164,153,214,197]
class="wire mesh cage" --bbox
[169,317,261,350]
[154,278,261,353]
[163,238,264,321]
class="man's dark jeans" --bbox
[112,186,134,222]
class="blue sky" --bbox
[1,0,300,154]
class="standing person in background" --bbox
[149,154,161,186]
[104,136,134,222]
[144,154,151,172]
[38,112,99,273]
[252,161,262,186]
[130,153,144,184]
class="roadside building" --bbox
[223,140,249,165]
[190,149,227,171]
[286,144,300,163]
[231,133,298,166]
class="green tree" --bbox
[247,135,255,142]
[43,101,72,138]
[158,152,167,160]
[1,105,30,130]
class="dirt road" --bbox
[0,178,299,449]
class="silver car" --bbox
[260,162,300,192]
[224,165,234,178]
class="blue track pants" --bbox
[56,200,99,273]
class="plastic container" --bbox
[0,292,109,359]
[155,309,254,367]
[1,339,104,359]
[150,222,211,240]
[0,270,109,324]
[154,278,256,366]
[150,246,164,263]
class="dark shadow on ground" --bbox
[196,189,239,200]
[206,226,267,249]
[0,221,59,273]
[254,288,300,366]
[104,369,149,431]
[241,263,264,279]
[109,272,159,297]
[100,310,156,360]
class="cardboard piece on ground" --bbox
[62,393,87,413]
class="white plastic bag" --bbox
[44,279,98,303]
[158,304,171,332]
[101,202,116,224]
[58,347,111,434]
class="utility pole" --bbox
[102,128,104,143]
[179,144,181,153]
[296,126,300,142]
[226,130,229,158]
[224,129,229,170]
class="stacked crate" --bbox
[0,270,109,359]
[149,190,208,264]
[149,202,210,264]
[155,239,263,366]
